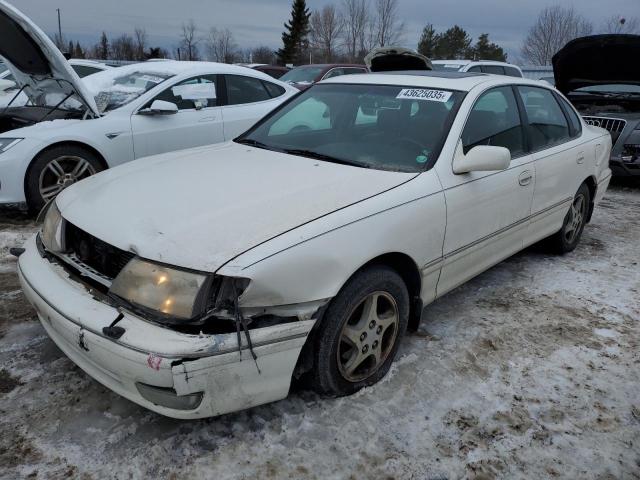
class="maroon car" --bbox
[251,64,290,79]
[279,64,368,90]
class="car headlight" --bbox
[41,202,65,253]
[0,138,23,153]
[110,258,211,321]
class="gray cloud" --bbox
[11,0,640,60]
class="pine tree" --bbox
[74,41,85,59]
[67,40,74,57]
[99,32,109,60]
[417,24,439,59]
[471,33,506,61]
[434,25,472,59]
[277,0,311,65]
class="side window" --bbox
[72,65,102,78]
[556,94,582,138]
[323,68,345,79]
[153,75,218,110]
[481,65,505,75]
[503,66,522,78]
[344,68,366,75]
[467,65,482,73]
[262,81,286,98]
[462,86,525,157]
[517,86,570,150]
[225,75,271,105]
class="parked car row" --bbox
[0,0,625,420]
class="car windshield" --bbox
[280,66,325,84]
[432,63,463,72]
[84,70,174,112]
[575,84,640,95]
[237,83,464,172]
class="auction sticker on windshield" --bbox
[396,89,452,102]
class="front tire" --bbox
[25,145,103,212]
[548,183,591,254]
[312,265,409,396]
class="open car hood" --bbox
[553,34,640,95]
[0,1,100,116]
[365,47,432,72]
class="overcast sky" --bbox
[12,0,640,60]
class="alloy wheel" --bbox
[564,193,586,244]
[38,156,96,202]
[337,291,399,383]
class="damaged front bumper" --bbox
[17,235,316,419]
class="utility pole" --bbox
[56,8,62,47]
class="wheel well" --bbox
[24,141,108,195]
[583,176,597,223]
[360,252,423,332]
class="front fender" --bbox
[218,173,446,309]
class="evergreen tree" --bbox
[471,33,506,61]
[99,32,110,59]
[67,40,74,57]
[74,41,85,59]
[417,24,439,59]
[277,0,311,65]
[434,25,472,59]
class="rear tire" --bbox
[312,265,409,396]
[547,183,590,254]
[26,145,103,213]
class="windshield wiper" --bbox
[282,149,370,168]
[234,138,280,151]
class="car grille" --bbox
[582,116,627,144]
[65,222,134,280]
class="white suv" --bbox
[432,60,523,77]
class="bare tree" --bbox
[251,45,276,64]
[134,27,147,61]
[602,15,640,34]
[521,5,593,66]
[372,0,404,47]
[341,0,368,62]
[111,33,136,60]
[206,27,237,63]
[311,5,343,62]
[180,20,200,60]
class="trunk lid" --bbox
[365,47,432,72]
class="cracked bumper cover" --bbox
[18,234,316,419]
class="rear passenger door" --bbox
[435,86,535,296]
[516,86,585,244]
[220,74,288,139]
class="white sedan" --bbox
[18,70,612,419]
[0,1,297,210]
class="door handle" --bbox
[199,116,216,123]
[576,152,585,164]
[518,170,533,186]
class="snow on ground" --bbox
[0,183,638,479]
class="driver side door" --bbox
[435,86,536,296]
[130,74,224,159]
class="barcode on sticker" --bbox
[396,89,452,102]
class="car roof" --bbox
[432,59,520,68]
[85,60,294,84]
[320,71,549,92]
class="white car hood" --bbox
[0,1,99,116]
[57,142,416,272]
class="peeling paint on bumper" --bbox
[18,235,315,419]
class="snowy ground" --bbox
[0,182,638,480]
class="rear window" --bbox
[481,65,505,75]
[504,66,522,78]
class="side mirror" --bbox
[453,144,511,174]
[139,100,178,116]
[0,79,17,92]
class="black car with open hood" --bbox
[553,34,640,177]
